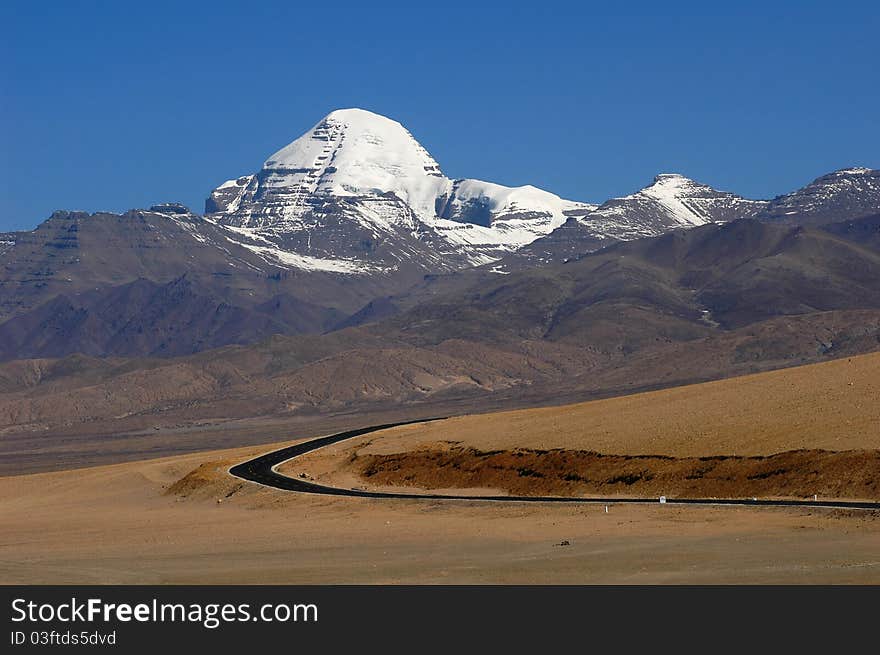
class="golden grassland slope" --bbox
[281,352,880,499]
[341,351,880,458]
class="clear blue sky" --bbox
[2,1,878,231]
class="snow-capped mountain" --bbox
[504,173,767,267]
[581,173,767,241]
[3,115,879,364]
[756,167,880,223]
[207,108,447,225]
[206,108,595,270]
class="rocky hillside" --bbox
[756,167,880,223]
[2,215,879,445]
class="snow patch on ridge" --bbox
[640,173,715,226]
[234,241,383,275]
[439,178,595,229]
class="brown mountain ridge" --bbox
[1,215,879,472]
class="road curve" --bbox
[229,419,880,511]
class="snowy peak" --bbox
[208,107,591,230]
[502,174,767,269]
[261,108,446,220]
[757,166,880,223]
[649,172,698,187]
[265,108,442,178]
[639,173,725,224]
[206,108,447,225]
[205,108,596,270]
[580,173,765,240]
[637,173,756,224]
[509,166,879,270]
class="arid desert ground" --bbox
[1,353,878,584]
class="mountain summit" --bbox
[756,167,880,223]
[583,173,767,239]
[505,173,767,267]
[208,108,447,225]
[206,108,596,268]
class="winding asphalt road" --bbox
[229,419,880,511]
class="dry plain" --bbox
[1,352,878,584]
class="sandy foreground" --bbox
[0,445,879,584]
[2,353,879,584]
